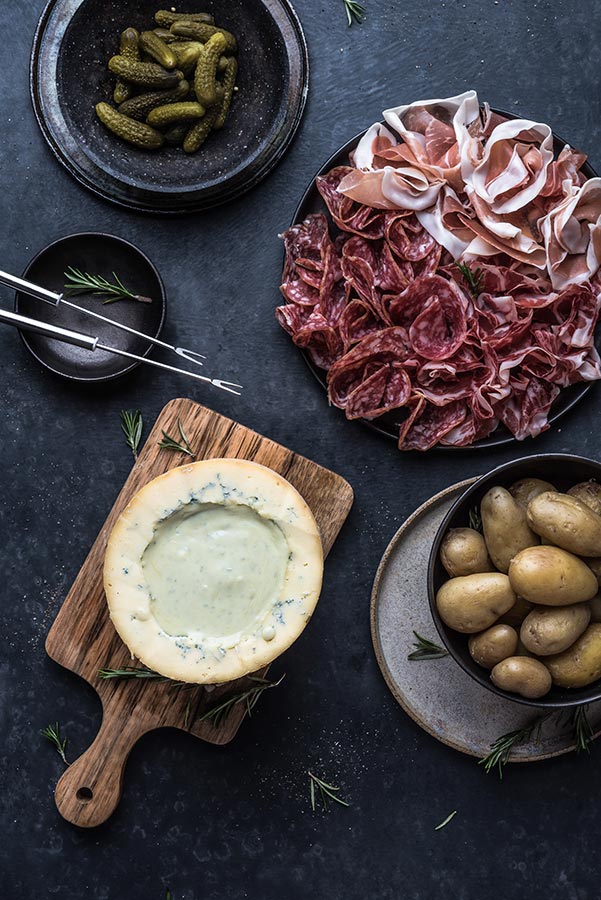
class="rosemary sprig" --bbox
[120,409,143,460]
[434,810,457,831]
[309,772,350,811]
[64,267,152,304]
[98,666,168,681]
[158,417,195,457]
[480,715,549,778]
[40,722,69,766]
[198,674,285,728]
[468,505,482,532]
[342,0,365,25]
[573,704,594,754]
[408,630,448,661]
[455,261,483,298]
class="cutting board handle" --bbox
[55,706,149,828]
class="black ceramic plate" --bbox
[30,0,308,213]
[14,233,166,381]
[289,116,598,450]
[428,454,601,709]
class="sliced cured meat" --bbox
[338,299,382,348]
[409,296,467,360]
[344,364,412,419]
[495,376,560,440]
[398,400,468,451]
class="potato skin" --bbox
[508,546,598,606]
[510,478,556,508]
[590,593,601,623]
[567,480,601,516]
[587,558,601,588]
[520,603,591,656]
[436,573,516,633]
[468,624,518,669]
[440,527,494,577]
[527,491,601,557]
[545,624,601,688]
[491,656,552,698]
[481,486,539,574]
[498,595,533,628]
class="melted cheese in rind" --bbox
[103,458,324,683]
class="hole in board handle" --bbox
[76,787,93,802]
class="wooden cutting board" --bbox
[46,399,354,828]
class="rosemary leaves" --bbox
[199,675,285,728]
[407,631,448,661]
[309,772,350,811]
[64,267,152,304]
[434,810,457,831]
[158,417,195,457]
[40,722,69,766]
[454,261,483,297]
[120,409,143,460]
[342,0,365,25]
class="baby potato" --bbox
[491,656,552,699]
[545,624,601,688]
[527,491,601,557]
[587,558,601,588]
[436,573,516,633]
[498,595,533,628]
[440,527,494,577]
[567,480,601,516]
[508,545,598,606]
[510,478,556,508]
[481,486,539,574]
[468,624,518,669]
[520,603,591,656]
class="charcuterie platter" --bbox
[276,91,601,451]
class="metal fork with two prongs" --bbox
[0,270,242,395]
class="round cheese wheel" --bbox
[104,458,323,683]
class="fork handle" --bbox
[0,306,98,350]
[0,269,61,305]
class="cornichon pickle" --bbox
[171,41,204,74]
[139,31,177,69]
[108,56,183,89]
[183,106,218,153]
[155,10,215,27]
[113,28,140,104]
[164,123,189,145]
[170,21,237,52]
[194,32,228,107]
[217,55,229,74]
[118,80,190,120]
[95,102,164,149]
[152,27,178,42]
[213,56,237,129]
[147,101,206,127]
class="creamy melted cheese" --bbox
[103,458,325,684]
[142,503,289,641]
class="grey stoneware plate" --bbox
[371,481,601,762]
[30,0,308,213]
[429,454,601,709]
[289,114,597,450]
[14,232,166,382]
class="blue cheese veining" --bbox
[103,458,323,684]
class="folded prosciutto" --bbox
[276,92,601,450]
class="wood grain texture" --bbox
[46,399,354,828]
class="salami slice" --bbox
[398,400,468,451]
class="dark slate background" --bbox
[3,1,601,897]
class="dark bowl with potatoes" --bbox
[428,454,601,709]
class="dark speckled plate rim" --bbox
[29,0,309,214]
[370,479,601,762]
[14,232,167,383]
[287,110,598,451]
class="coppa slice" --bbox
[104,459,323,683]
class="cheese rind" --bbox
[103,458,323,683]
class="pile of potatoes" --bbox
[436,476,601,699]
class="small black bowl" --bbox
[428,454,601,709]
[14,232,166,382]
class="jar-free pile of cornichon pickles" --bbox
[95,9,238,153]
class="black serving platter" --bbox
[30,0,308,213]
[14,232,166,381]
[289,114,598,450]
[428,454,601,709]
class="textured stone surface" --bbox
[2,0,601,897]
